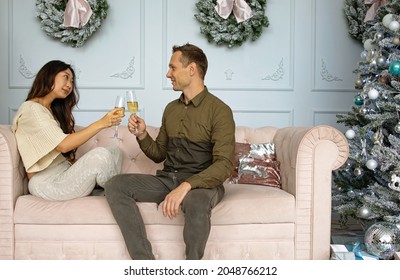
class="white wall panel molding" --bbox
[313,109,349,131]
[8,0,145,90]
[311,0,362,92]
[162,0,295,92]
[8,108,17,125]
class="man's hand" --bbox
[128,114,147,139]
[162,182,191,219]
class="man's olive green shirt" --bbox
[138,87,235,189]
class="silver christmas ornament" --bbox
[347,189,355,198]
[375,32,384,41]
[364,222,400,259]
[354,167,363,176]
[389,20,400,32]
[377,56,386,67]
[395,122,400,133]
[357,205,371,218]
[366,159,378,170]
[360,50,368,60]
[359,107,368,115]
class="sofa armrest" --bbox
[273,125,349,259]
[0,125,27,259]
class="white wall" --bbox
[0,0,362,130]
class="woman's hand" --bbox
[56,108,125,153]
[101,108,125,128]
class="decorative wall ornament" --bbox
[262,58,284,81]
[18,55,81,80]
[320,59,343,82]
[36,0,108,48]
[224,69,234,80]
[194,0,269,48]
[110,57,136,79]
[18,56,35,79]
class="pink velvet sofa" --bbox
[0,124,348,260]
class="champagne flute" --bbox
[126,90,138,114]
[111,95,125,139]
[126,90,139,132]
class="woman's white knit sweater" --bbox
[12,101,68,173]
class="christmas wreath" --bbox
[36,0,108,48]
[194,0,269,48]
[344,0,367,42]
[344,0,390,42]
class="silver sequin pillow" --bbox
[229,142,281,188]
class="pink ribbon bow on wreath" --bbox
[364,0,387,22]
[215,0,253,23]
[63,0,93,28]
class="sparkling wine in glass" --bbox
[111,95,125,139]
[126,90,138,115]
[126,90,139,133]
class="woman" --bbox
[12,60,124,201]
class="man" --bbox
[105,43,235,260]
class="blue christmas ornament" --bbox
[354,95,364,106]
[389,61,400,75]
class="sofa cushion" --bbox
[230,142,281,188]
[14,184,295,226]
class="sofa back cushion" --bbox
[75,125,164,175]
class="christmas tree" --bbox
[333,0,400,229]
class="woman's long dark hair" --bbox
[26,60,80,160]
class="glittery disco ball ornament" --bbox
[364,222,400,260]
